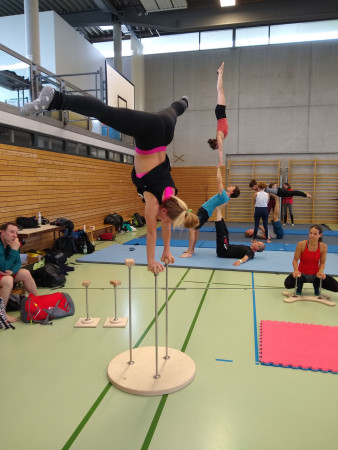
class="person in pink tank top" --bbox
[284,224,338,296]
[207,62,228,167]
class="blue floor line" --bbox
[251,272,260,365]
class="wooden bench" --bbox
[17,224,64,243]
[83,223,116,243]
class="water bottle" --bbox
[38,212,42,226]
[83,241,87,254]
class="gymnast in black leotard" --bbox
[21,88,199,273]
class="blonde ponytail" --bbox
[161,196,199,229]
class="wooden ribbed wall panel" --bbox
[0,144,143,250]
[172,166,227,221]
[288,159,338,225]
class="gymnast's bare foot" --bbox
[6,314,19,323]
[180,251,194,258]
[305,192,313,198]
[267,239,272,243]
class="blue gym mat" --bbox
[123,237,338,254]
[77,244,338,275]
[198,226,338,236]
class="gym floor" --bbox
[1,225,338,450]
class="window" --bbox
[0,126,12,144]
[200,30,233,50]
[235,26,269,47]
[142,33,199,55]
[50,138,63,152]
[13,129,31,147]
[66,141,77,154]
[270,20,338,44]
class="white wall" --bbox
[143,42,338,166]
[0,11,105,92]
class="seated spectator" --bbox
[0,222,38,323]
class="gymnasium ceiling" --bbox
[1,0,338,43]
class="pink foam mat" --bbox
[259,320,338,373]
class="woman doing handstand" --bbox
[21,88,199,273]
[207,62,228,167]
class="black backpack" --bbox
[16,216,39,229]
[54,236,77,257]
[75,230,95,254]
[31,263,67,288]
[104,213,123,231]
[132,213,145,227]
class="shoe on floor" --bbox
[292,224,295,227]
[20,86,55,116]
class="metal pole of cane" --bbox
[318,277,323,299]
[294,276,298,297]
[154,273,160,379]
[164,260,170,360]
[125,259,135,365]
[114,284,118,320]
[85,285,90,320]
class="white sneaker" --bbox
[20,86,55,116]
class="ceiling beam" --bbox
[61,0,338,34]
[121,1,338,32]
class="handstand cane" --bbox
[125,259,135,365]
[164,259,170,360]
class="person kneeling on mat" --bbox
[215,207,265,266]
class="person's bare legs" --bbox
[216,62,226,166]
[15,269,38,296]
[217,62,226,105]
[272,195,280,222]
[0,275,18,323]
[180,229,200,258]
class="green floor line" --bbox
[181,270,215,353]
[141,270,215,450]
[62,383,111,450]
[62,267,190,449]
[134,268,191,348]
[141,395,169,450]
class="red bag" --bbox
[20,292,75,324]
[97,233,115,241]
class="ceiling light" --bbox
[220,0,236,6]
[100,25,114,31]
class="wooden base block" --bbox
[282,291,335,307]
[74,317,101,327]
[103,317,128,328]
[107,346,196,396]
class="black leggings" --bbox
[49,92,188,151]
[253,207,269,240]
[284,273,338,292]
[215,219,230,256]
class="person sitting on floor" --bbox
[215,207,265,266]
[0,222,38,324]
